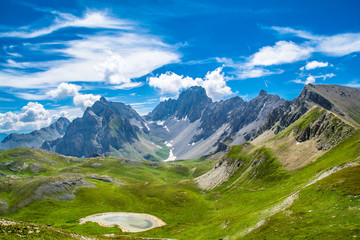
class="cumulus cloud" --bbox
[302,60,329,70]
[73,94,101,109]
[0,102,65,133]
[249,41,313,66]
[95,50,178,88]
[201,68,233,100]
[148,67,234,101]
[305,75,316,85]
[47,82,81,99]
[216,41,311,80]
[46,83,100,109]
[148,72,200,94]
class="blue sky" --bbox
[1,0,360,134]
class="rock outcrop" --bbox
[260,84,360,136]
[294,111,355,150]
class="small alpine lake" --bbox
[79,212,166,232]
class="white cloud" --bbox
[0,102,64,133]
[148,67,234,101]
[272,26,360,57]
[303,60,328,70]
[216,57,283,80]
[292,73,335,85]
[316,33,360,56]
[0,11,132,39]
[0,12,180,89]
[46,83,100,110]
[236,67,282,79]
[346,81,360,88]
[270,26,318,40]
[249,41,313,66]
[201,67,234,100]
[148,72,200,94]
[95,50,178,88]
[73,93,101,110]
[47,82,81,99]
[319,73,335,80]
[305,76,315,85]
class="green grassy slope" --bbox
[0,107,359,239]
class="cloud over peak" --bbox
[148,67,234,101]
[46,83,100,110]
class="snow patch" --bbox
[164,141,176,162]
[163,125,170,133]
[144,123,150,131]
[156,121,165,126]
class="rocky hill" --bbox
[42,97,167,160]
[260,84,360,137]
[0,117,70,150]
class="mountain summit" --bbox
[147,86,212,122]
[145,87,285,159]
[42,98,167,160]
[2,84,359,161]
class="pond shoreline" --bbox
[79,212,166,232]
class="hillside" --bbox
[0,102,359,239]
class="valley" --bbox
[0,85,359,239]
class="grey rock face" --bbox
[0,117,70,150]
[294,111,355,150]
[147,86,212,123]
[51,98,140,157]
[260,84,360,136]
[146,87,285,159]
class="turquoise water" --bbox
[80,212,164,232]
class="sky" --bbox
[1,0,360,135]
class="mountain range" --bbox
[1,84,359,161]
[0,83,359,239]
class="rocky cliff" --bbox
[43,97,166,159]
[0,117,70,150]
[259,84,360,136]
[146,87,285,160]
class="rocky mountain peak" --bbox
[177,86,211,102]
[147,86,212,122]
[258,89,268,97]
